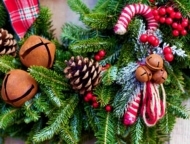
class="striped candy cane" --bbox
[123,94,141,125]
[114,4,158,35]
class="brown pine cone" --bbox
[64,56,102,94]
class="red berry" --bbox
[92,96,97,102]
[177,24,183,31]
[172,22,178,29]
[105,63,111,69]
[152,38,159,47]
[166,7,174,14]
[139,34,148,43]
[165,53,174,62]
[148,35,156,45]
[98,50,106,57]
[94,54,101,61]
[105,105,112,112]
[181,21,188,27]
[154,15,160,21]
[159,7,166,15]
[149,0,155,3]
[84,96,90,102]
[170,12,176,19]
[181,29,187,36]
[159,17,166,23]
[175,12,182,19]
[163,47,172,54]
[86,92,93,100]
[92,102,99,108]
[152,9,158,16]
[172,30,179,37]
[165,17,173,25]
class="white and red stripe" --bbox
[114,4,158,35]
[123,94,141,125]
[141,82,166,127]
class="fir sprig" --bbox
[28,66,70,91]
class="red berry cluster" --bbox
[84,92,112,112]
[139,33,159,47]
[152,6,189,37]
[84,92,99,108]
[94,50,106,61]
[163,46,174,62]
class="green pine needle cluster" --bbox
[0,0,189,144]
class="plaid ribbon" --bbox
[3,0,39,39]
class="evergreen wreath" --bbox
[0,0,189,144]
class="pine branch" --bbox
[173,0,190,17]
[102,66,118,86]
[93,0,110,12]
[40,86,63,108]
[167,102,189,119]
[69,38,115,53]
[28,66,70,91]
[84,104,99,132]
[22,101,40,123]
[0,55,20,73]
[0,108,23,129]
[83,13,115,29]
[70,108,82,142]
[130,118,144,144]
[0,3,7,28]
[95,111,116,144]
[67,0,90,16]
[59,125,78,144]
[33,95,79,142]
[93,84,115,107]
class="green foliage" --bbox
[95,111,116,144]
[102,66,118,86]
[28,66,70,91]
[33,96,79,143]
[67,0,90,17]
[0,3,7,28]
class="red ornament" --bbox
[98,50,106,57]
[172,30,179,37]
[172,22,178,29]
[84,96,90,102]
[158,7,166,16]
[181,21,188,28]
[85,92,93,100]
[181,29,187,36]
[92,96,97,102]
[175,12,182,19]
[163,47,172,54]
[105,105,112,112]
[165,18,173,25]
[140,34,148,43]
[152,38,159,47]
[152,9,158,16]
[148,35,156,45]
[92,101,99,108]
[159,17,166,23]
[177,24,183,31]
[164,53,174,62]
[166,7,174,14]
[170,12,176,19]
[94,54,101,61]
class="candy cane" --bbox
[114,4,158,35]
[123,94,141,125]
[141,81,166,127]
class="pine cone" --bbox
[64,56,102,94]
[0,28,17,56]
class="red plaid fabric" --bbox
[3,0,39,39]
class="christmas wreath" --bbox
[0,0,189,144]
